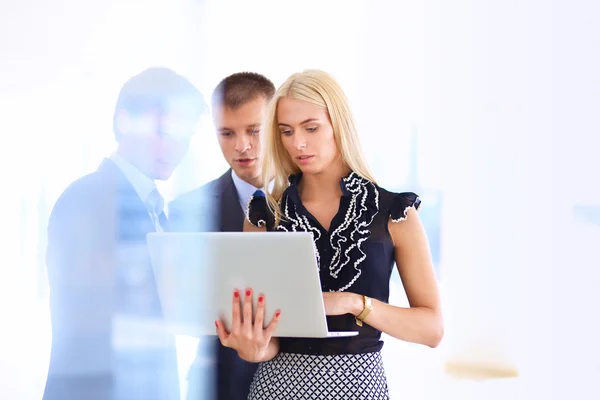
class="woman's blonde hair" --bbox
[262,69,376,226]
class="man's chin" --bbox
[153,168,175,181]
[233,167,261,183]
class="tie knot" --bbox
[253,189,265,198]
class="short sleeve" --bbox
[245,190,269,228]
[389,192,421,223]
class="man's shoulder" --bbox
[47,167,119,229]
[170,172,230,209]
[168,172,232,233]
[171,180,217,209]
[54,168,113,209]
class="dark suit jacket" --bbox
[169,170,258,400]
[43,159,180,400]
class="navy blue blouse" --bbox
[246,172,420,355]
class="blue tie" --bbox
[253,189,265,197]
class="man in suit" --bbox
[43,67,207,400]
[169,72,275,400]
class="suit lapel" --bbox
[98,159,156,237]
[216,170,244,232]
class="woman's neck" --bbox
[299,157,350,201]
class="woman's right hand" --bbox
[215,288,281,363]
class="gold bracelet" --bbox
[355,295,373,327]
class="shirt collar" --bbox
[110,153,157,204]
[231,169,273,210]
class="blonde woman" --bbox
[215,69,443,399]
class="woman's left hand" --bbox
[322,292,362,316]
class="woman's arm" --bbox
[363,207,443,347]
[330,207,443,348]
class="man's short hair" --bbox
[211,72,275,112]
[113,67,207,140]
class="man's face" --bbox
[213,96,267,187]
[116,107,199,180]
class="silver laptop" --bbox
[147,231,358,338]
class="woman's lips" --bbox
[296,155,314,165]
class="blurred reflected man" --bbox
[44,67,207,400]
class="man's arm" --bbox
[46,189,117,376]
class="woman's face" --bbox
[277,97,340,175]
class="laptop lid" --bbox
[147,231,357,338]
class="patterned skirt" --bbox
[247,351,389,400]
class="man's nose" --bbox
[235,134,251,153]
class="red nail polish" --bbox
[234,291,239,298]
[275,310,281,317]
[258,296,264,303]
[245,289,252,297]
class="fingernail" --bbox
[245,289,252,297]
[258,295,264,303]
[275,310,281,317]
[234,291,239,298]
